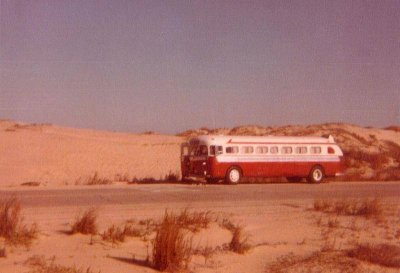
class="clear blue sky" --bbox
[1,0,399,133]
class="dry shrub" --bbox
[344,150,389,170]
[114,173,130,182]
[347,243,400,268]
[70,208,98,235]
[313,200,331,212]
[385,140,400,163]
[219,217,236,231]
[86,172,112,185]
[192,244,214,265]
[101,225,125,243]
[376,167,400,181]
[152,211,192,272]
[228,225,251,254]
[0,246,6,258]
[266,251,360,273]
[25,255,99,273]
[327,218,340,229]
[313,198,382,218]
[123,223,144,237]
[0,197,38,246]
[164,171,180,182]
[343,141,400,182]
[130,177,157,184]
[101,223,143,244]
[139,218,157,233]
[175,209,212,232]
[385,126,400,132]
[130,171,180,184]
[20,182,41,187]
[219,216,252,253]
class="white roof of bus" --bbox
[191,135,336,145]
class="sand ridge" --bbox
[1,120,399,187]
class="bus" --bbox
[181,135,345,184]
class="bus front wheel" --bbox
[225,167,242,184]
[307,166,324,184]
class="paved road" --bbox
[0,181,399,208]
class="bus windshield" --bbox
[190,144,208,156]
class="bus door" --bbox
[180,143,190,178]
[190,144,209,176]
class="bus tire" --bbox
[225,167,242,184]
[307,165,324,184]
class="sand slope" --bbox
[0,120,182,187]
[180,123,400,181]
[1,120,399,187]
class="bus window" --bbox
[281,146,293,154]
[210,145,223,155]
[270,146,278,154]
[310,146,322,154]
[210,145,216,155]
[328,147,335,154]
[200,145,208,155]
[226,146,239,154]
[181,145,189,156]
[189,146,196,156]
[256,146,268,154]
[295,147,307,154]
[241,146,254,154]
[196,145,208,156]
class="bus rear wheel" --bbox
[225,167,242,184]
[307,166,324,184]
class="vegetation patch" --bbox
[265,250,360,273]
[0,246,6,258]
[20,182,41,187]
[114,173,130,182]
[385,126,400,133]
[228,225,251,254]
[0,197,38,246]
[130,177,158,184]
[130,171,180,184]
[25,255,99,273]
[174,209,213,233]
[218,217,251,254]
[164,171,180,182]
[313,198,382,218]
[101,223,143,244]
[70,208,98,235]
[347,243,400,268]
[85,172,112,185]
[152,210,193,272]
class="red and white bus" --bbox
[181,135,345,184]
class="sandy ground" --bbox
[0,120,183,186]
[1,120,399,272]
[1,120,399,187]
[1,183,399,273]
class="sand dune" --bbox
[1,120,399,273]
[180,123,400,181]
[0,120,182,187]
[1,120,399,187]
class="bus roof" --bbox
[190,135,337,146]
